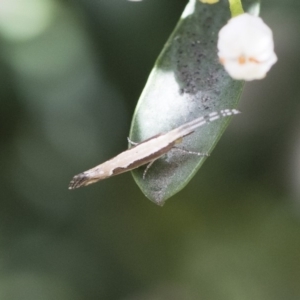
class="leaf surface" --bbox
[129,0,255,205]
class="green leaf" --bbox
[129,0,254,205]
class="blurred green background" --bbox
[0,0,300,299]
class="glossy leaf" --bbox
[129,0,257,205]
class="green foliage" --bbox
[1,1,300,300]
[130,0,244,204]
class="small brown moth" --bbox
[69,109,240,189]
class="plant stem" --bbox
[228,0,244,17]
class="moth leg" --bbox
[127,137,138,146]
[172,147,210,157]
[143,160,157,179]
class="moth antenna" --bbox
[176,108,240,137]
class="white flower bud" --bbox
[217,13,277,81]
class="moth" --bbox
[69,109,240,189]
